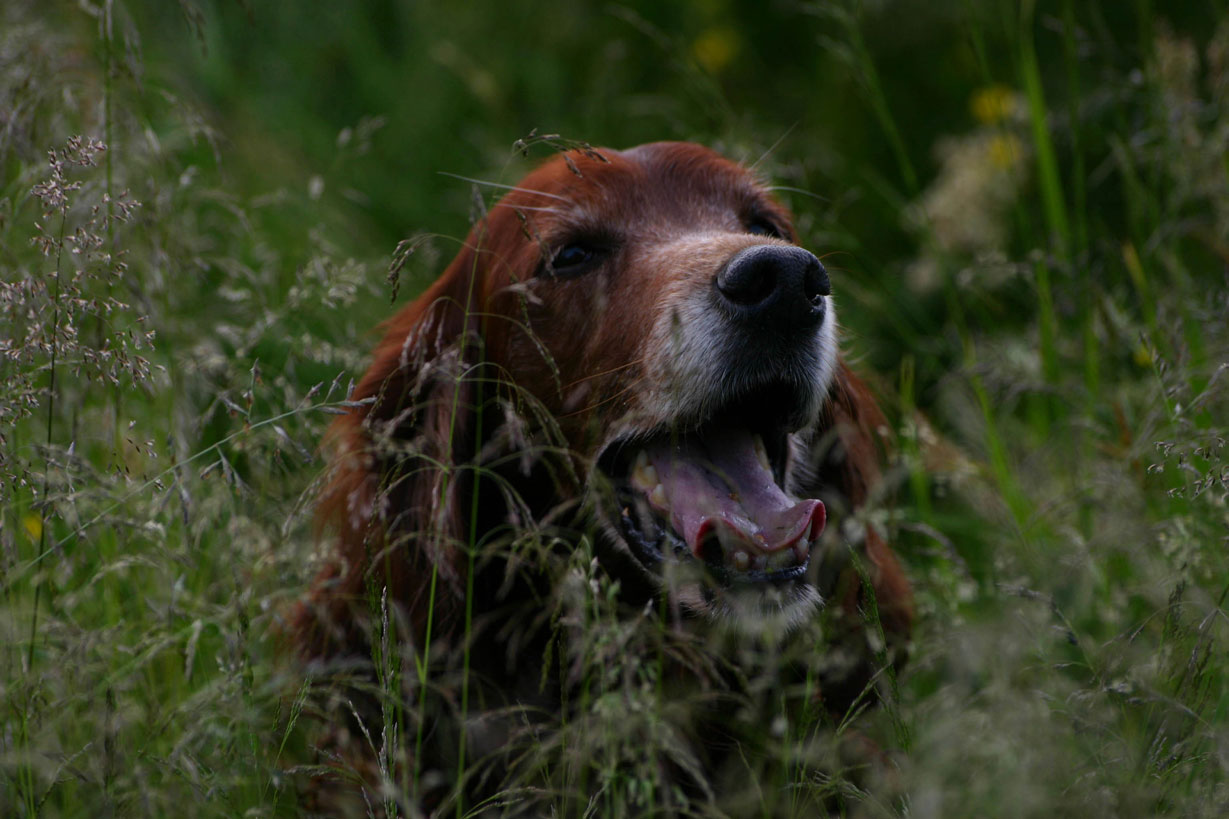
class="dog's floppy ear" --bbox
[808,362,913,641]
[295,244,487,659]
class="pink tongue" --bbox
[643,428,825,559]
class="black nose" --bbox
[715,245,829,331]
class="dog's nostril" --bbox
[803,260,831,306]
[717,263,775,306]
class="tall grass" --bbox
[2,3,368,815]
[2,0,1227,816]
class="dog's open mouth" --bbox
[599,383,825,588]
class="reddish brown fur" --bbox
[294,142,912,766]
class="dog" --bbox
[294,141,912,810]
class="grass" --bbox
[2,0,1227,816]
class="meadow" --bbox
[1,0,1226,816]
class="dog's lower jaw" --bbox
[594,513,824,637]
[664,565,824,638]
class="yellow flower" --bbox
[23,514,42,541]
[971,84,1018,125]
[988,134,1023,169]
[692,27,739,74]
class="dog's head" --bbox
[315,142,900,641]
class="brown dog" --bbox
[295,141,912,808]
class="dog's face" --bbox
[469,142,839,630]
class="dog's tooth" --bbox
[631,451,658,490]
[648,483,668,509]
[733,550,750,571]
[794,541,809,563]
[766,549,794,571]
[752,554,767,572]
[752,433,771,471]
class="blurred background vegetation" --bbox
[2,0,1227,816]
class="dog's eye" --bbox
[746,219,785,239]
[544,243,602,277]
[554,245,592,268]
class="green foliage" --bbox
[2,0,1227,816]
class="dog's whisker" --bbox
[748,122,798,172]
[560,356,649,390]
[439,171,574,203]
[764,185,829,203]
[493,202,563,214]
[557,376,646,419]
